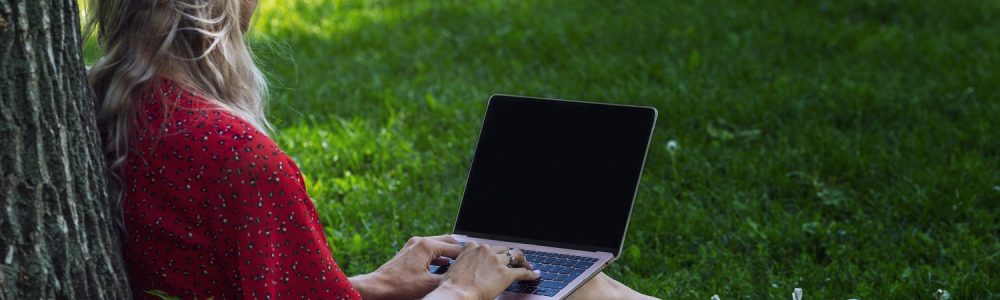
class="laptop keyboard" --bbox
[505,250,597,296]
[428,246,599,297]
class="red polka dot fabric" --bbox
[120,79,360,300]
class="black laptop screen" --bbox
[454,95,656,256]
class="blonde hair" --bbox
[85,0,271,230]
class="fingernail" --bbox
[533,270,541,275]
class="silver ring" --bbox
[505,248,515,267]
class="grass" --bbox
[85,0,1000,298]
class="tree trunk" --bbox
[0,0,132,298]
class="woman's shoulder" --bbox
[129,78,283,170]
[137,79,247,132]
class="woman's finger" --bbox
[425,239,464,258]
[426,235,459,244]
[430,256,453,266]
[462,241,479,249]
[460,241,485,257]
[490,245,510,254]
[509,249,533,270]
[493,248,531,270]
[508,268,542,282]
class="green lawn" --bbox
[88,0,1000,298]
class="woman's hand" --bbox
[425,241,541,300]
[350,235,463,300]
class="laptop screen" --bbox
[454,95,656,257]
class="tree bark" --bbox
[0,0,132,298]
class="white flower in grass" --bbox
[936,289,951,300]
[711,295,720,300]
[792,288,802,300]
[666,139,680,179]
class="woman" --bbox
[87,0,655,298]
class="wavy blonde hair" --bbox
[85,0,271,230]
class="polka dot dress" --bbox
[121,79,361,300]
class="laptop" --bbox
[438,94,657,299]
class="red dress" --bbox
[120,79,361,299]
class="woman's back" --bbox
[120,79,359,299]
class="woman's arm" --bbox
[347,236,463,299]
[348,272,393,299]
[423,280,477,299]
